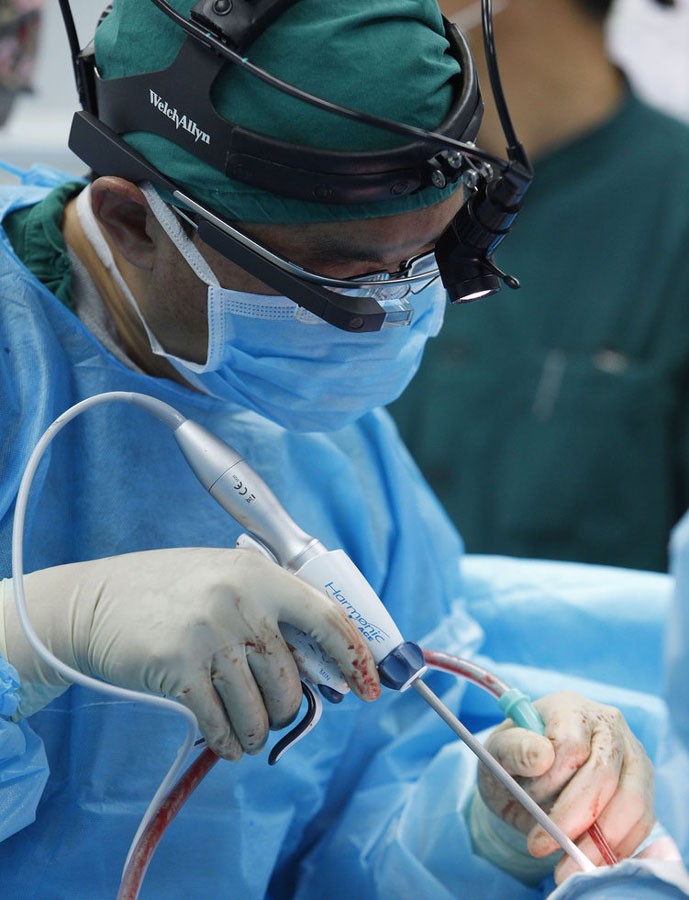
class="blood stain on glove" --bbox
[350,653,380,700]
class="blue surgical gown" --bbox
[0,658,48,844]
[0,176,687,899]
[655,510,689,865]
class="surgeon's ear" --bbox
[90,176,156,270]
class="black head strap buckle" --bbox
[191,0,301,52]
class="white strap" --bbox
[139,181,220,287]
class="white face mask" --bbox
[81,182,448,432]
[452,0,511,33]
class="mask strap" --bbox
[139,181,221,288]
[75,184,213,389]
[76,184,148,308]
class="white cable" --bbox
[10,391,195,873]
[413,679,596,874]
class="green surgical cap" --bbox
[94,0,462,223]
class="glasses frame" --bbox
[173,200,440,292]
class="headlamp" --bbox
[436,146,532,303]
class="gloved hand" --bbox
[474,691,654,884]
[0,548,380,759]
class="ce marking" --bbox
[232,474,256,504]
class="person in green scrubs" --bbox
[390,0,689,572]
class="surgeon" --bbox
[0,1,685,898]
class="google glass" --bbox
[59,0,533,332]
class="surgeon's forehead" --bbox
[242,189,465,268]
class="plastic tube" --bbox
[117,650,614,895]
[125,650,611,899]
[117,748,219,900]
[423,649,509,697]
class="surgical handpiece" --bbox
[173,417,427,695]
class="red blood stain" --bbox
[349,652,380,698]
[118,749,219,898]
[500,799,518,821]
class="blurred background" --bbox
[391,0,689,573]
[0,0,98,177]
[609,0,689,118]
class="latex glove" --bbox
[0,548,380,759]
[476,691,654,884]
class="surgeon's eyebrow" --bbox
[295,229,445,268]
[302,235,395,265]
